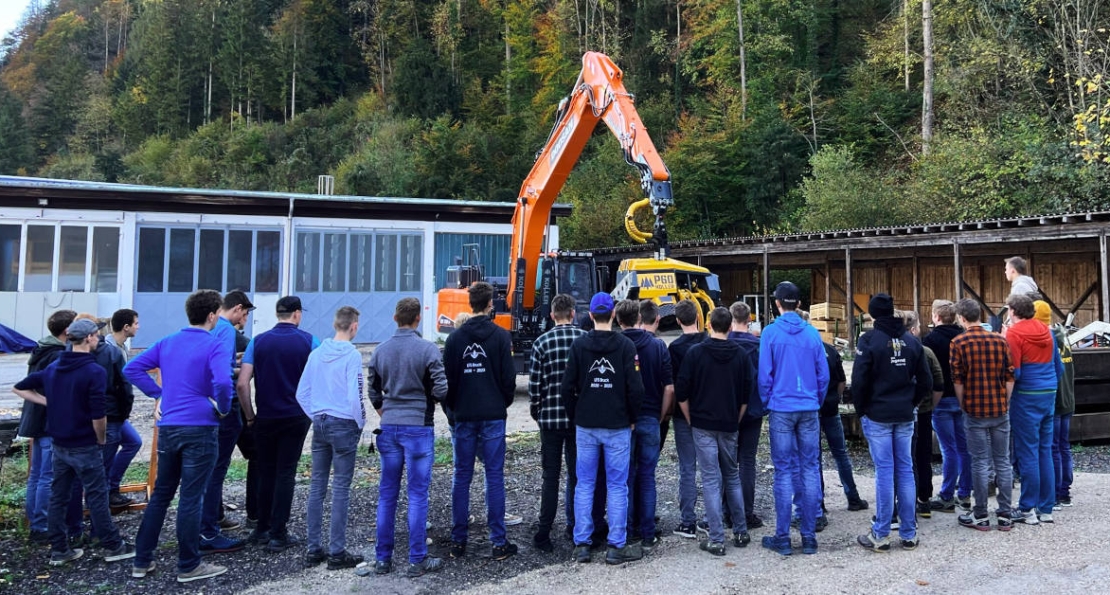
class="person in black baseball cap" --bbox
[275,296,305,315]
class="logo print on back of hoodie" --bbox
[463,343,488,375]
[589,358,615,375]
[588,357,615,390]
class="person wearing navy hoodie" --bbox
[758,282,829,556]
[616,299,673,551]
[678,307,752,556]
[12,318,136,567]
[727,301,767,529]
[853,294,932,553]
[667,300,706,538]
[237,296,319,553]
[443,282,519,561]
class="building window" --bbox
[256,231,281,293]
[58,226,88,292]
[168,228,196,292]
[400,235,422,292]
[0,225,20,292]
[227,230,253,292]
[137,227,166,293]
[198,229,224,291]
[25,225,56,292]
[375,234,398,292]
[91,227,119,292]
[349,234,373,293]
[296,232,320,292]
[323,233,347,292]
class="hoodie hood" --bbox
[28,336,65,368]
[461,315,499,342]
[874,316,906,339]
[583,330,628,355]
[54,350,99,373]
[703,337,740,363]
[622,328,654,350]
[775,312,807,334]
[317,338,357,363]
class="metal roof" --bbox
[0,176,572,224]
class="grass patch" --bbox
[0,453,29,533]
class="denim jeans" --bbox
[26,436,54,532]
[375,425,434,564]
[693,428,747,543]
[627,415,661,541]
[912,409,934,502]
[48,444,123,554]
[724,415,762,524]
[202,401,243,539]
[1053,413,1073,502]
[1011,391,1055,514]
[932,397,971,500]
[306,414,361,556]
[537,427,606,537]
[768,411,821,539]
[574,426,631,547]
[964,414,1012,517]
[820,413,860,501]
[134,425,218,573]
[451,419,508,546]
[671,416,698,526]
[102,420,142,494]
[862,417,916,540]
[255,415,311,539]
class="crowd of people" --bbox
[11,255,1076,582]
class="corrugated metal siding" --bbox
[434,233,511,289]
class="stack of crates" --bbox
[809,302,847,344]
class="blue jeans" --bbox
[1011,391,1055,514]
[574,426,631,548]
[135,425,218,573]
[1053,413,1073,502]
[627,415,661,541]
[306,414,361,556]
[202,402,242,538]
[932,397,971,500]
[694,428,747,543]
[820,413,861,501]
[862,417,916,540]
[376,425,434,564]
[26,436,54,532]
[451,419,508,546]
[768,411,821,539]
[103,420,142,493]
[671,416,698,525]
[48,445,123,554]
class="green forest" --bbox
[1,0,1109,248]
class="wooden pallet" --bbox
[811,302,846,320]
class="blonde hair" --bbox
[74,312,109,336]
[454,312,472,327]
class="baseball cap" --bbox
[66,318,105,341]
[589,292,615,315]
[773,281,801,305]
[276,296,305,314]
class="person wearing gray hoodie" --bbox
[297,306,366,571]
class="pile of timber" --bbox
[810,302,847,344]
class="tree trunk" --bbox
[291,29,297,122]
[736,0,747,118]
[921,0,934,154]
[505,19,511,115]
[903,0,910,91]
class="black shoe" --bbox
[264,536,300,554]
[448,541,466,559]
[746,514,765,529]
[532,533,554,553]
[699,540,726,556]
[605,543,643,565]
[673,522,697,538]
[916,499,932,519]
[327,551,364,570]
[245,530,271,546]
[847,498,869,511]
[305,549,327,566]
[109,492,134,508]
[104,541,137,562]
[641,535,662,554]
[29,530,49,544]
[407,556,443,578]
[732,531,751,548]
[573,544,591,563]
[815,515,828,532]
[374,560,392,575]
[491,542,518,561]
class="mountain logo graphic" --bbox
[588,358,615,375]
[463,343,487,360]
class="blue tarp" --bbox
[0,324,35,354]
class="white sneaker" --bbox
[1039,512,1054,523]
[1013,510,1040,525]
[177,562,228,583]
[505,513,524,526]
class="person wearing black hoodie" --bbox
[12,319,135,566]
[667,300,706,538]
[726,301,767,529]
[20,309,76,543]
[678,307,752,556]
[853,294,932,553]
[443,282,518,561]
[562,293,645,565]
[922,299,971,514]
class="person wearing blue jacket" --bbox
[758,282,829,556]
[124,289,233,584]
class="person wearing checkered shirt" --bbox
[950,298,1015,531]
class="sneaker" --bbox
[760,535,792,556]
[695,520,709,535]
[573,544,592,563]
[673,522,698,539]
[374,560,392,575]
[996,512,1013,532]
[957,496,971,511]
[856,531,891,552]
[50,548,83,566]
[1059,497,1073,507]
[699,540,726,556]
[641,535,662,554]
[109,492,134,507]
[29,530,49,544]
[200,533,246,554]
[406,556,443,578]
[1013,510,1040,525]
[929,497,956,513]
[891,518,900,531]
[244,517,259,529]
[605,543,643,565]
[732,531,751,548]
[104,541,137,562]
[504,513,524,527]
[532,533,554,553]
[815,515,829,533]
[958,511,990,531]
[245,529,270,546]
[801,536,818,555]
[1039,512,1054,524]
[327,551,364,570]
[305,549,327,566]
[1053,503,1063,511]
[218,517,242,531]
[916,499,932,519]
[902,537,919,550]
[177,562,228,583]
[132,561,155,578]
[847,498,869,512]
[448,541,466,559]
[491,542,518,561]
[264,536,300,554]
[746,514,765,529]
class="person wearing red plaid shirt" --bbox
[950,298,1015,531]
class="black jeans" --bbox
[237,406,261,521]
[255,415,311,538]
[537,427,605,539]
[49,445,122,553]
[912,408,934,502]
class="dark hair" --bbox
[335,306,360,332]
[222,290,252,311]
[615,299,640,328]
[730,301,751,324]
[591,310,612,324]
[110,309,139,332]
[1005,256,1028,275]
[932,300,956,325]
[1006,293,1035,320]
[47,310,77,338]
[674,300,698,326]
[395,298,420,327]
[551,294,575,321]
[186,290,223,325]
[709,307,732,334]
[468,282,494,314]
[639,300,660,325]
[955,298,981,323]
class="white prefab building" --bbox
[0,177,566,347]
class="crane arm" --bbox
[508,51,673,313]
